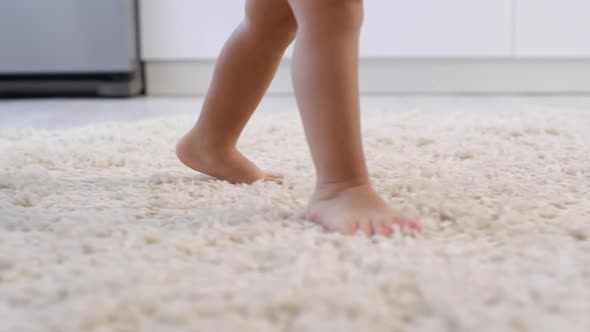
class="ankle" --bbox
[313,176,372,200]
[181,130,236,156]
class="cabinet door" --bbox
[515,0,590,57]
[140,0,244,60]
[141,0,513,60]
[360,0,513,57]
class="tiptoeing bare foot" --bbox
[307,180,421,237]
[176,135,281,184]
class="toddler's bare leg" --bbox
[177,0,296,184]
[288,0,421,236]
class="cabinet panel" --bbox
[141,0,513,60]
[515,0,590,57]
[361,0,513,57]
[140,0,244,60]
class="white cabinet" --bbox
[361,0,513,57]
[141,0,513,60]
[140,0,244,60]
[515,0,590,57]
[140,1,590,94]
[140,0,590,60]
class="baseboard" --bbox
[145,59,590,96]
[0,61,144,97]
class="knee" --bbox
[244,6,298,49]
[290,0,364,33]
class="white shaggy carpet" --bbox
[1,106,589,332]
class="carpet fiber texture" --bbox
[1,108,589,332]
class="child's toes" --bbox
[373,219,393,237]
[341,216,359,235]
[384,214,422,233]
[400,218,422,232]
[358,218,374,236]
[262,171,283,183]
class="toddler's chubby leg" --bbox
[287,0,421,236]
[177,0,297,184]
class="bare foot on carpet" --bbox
[176,135,281,184]
[307,181,421,237]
